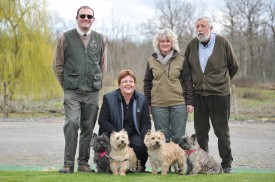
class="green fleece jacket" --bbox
[143,50,194,107]
[185,34,239,96]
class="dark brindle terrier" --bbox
[91,133,111,173]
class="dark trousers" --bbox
[63,90,99,167]
[129,133,148,169]
[194,94,233,168]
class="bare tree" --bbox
[238,0,267,80]
[98,10,125,77]
[222,0,248,77]
[263,0,275,81]
[222,0,273,81]
[264,0,275,44]
[140,0,197,49]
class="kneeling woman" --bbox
[98,69,151,172]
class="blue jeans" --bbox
[151,104,188,143]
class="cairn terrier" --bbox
[144,130,187,175]
[179,134,223,174]
[109,129,141,176]
[91,133,112,173]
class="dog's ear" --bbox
[111,130,115,136]
[90,133,97,148]
[122,129,128,134]
[121,128,127,133]
[191,134,197,141]
[159,131,165,138]
[146,129,151,135]
[159,130,165,135]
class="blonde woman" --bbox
[143,28,194,144]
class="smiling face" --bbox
[196,17,213,43]
[119,75,135,97]
[76,7,95,32]
[158,37,172,55]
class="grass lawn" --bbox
[0,171,275,182]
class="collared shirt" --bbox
[198,32,216,72]
[121,94,135,136]
[77,27,92,36]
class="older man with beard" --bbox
[184,16,239,174]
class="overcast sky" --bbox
[47,0,225,34]
[47,0,155,28]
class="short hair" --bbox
[152,28,180,54]
[117,70,136,85]
[76,6,94,17]
[196,16,213,28]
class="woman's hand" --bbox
[187,105,194,114]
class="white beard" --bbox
[197,32,211,43]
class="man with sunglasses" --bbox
[53,6,107,173]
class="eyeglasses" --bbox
[79,14,94,19]
[120,80,134,84]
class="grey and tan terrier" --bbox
[178,134,223,174]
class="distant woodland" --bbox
[0,0,274,100]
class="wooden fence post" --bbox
[4,82,9,118]
[231,84,238,120]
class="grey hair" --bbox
[196,16,213,28]
[152,28,180,54]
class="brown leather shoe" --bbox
[78,166,95,173]
[59,166,74,173]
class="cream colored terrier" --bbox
[109,129,140,176]
[144,130,187,175]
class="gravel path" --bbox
[0,118,274,170]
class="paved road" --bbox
[0,118,274,171]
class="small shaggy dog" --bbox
[178,134,223,174]
[144,130,187,175]
[91,133,111,173]
[109,129,140,176]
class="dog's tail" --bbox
[130,160,141,173]
[135,160,142,173]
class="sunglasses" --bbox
[79,14,94,19]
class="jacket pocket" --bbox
[64,72,79,89]
[93,73,102,90]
